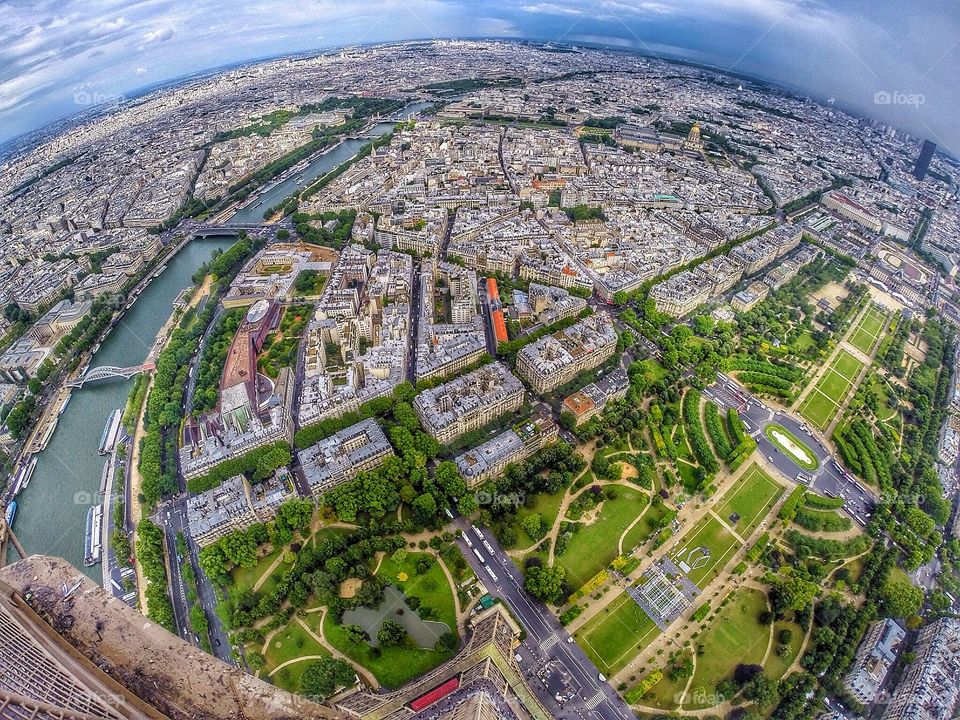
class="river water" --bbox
[8,100,433,575]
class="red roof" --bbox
[486,277,501,304]
[492,309,508,343]
[410,677,460,712]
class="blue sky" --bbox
[0,0,958,151]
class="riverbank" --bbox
[130,272,215,611]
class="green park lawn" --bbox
[622,500,676,554]
[557,487,650,590]
[232,546,286,596]
[676,459,700,492]
[263,620,331,693]
[714,464,784,539]
[644,654,693,708]
[848,307,886,355]
[763,424,820,471]
[507,490,566,550]
[833,349,865,381]
[322,551,458,688]
[372,552,457,630]
[685,587,770,708]
[764,618,806,681]
[798,390,839,430]
[576,592,661,676]
[819,369,853,402]
[799,349,864,429]
[671,515,740,588]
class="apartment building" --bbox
[882,617,960,720]
[297,418,394,497]
[414,362,525,444]
[823,190,883,233]
[516,311,617,394]
[454,407,558,485]
[843,618,905,706]
[187,472,296,547]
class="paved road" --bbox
[707,373,876,524]
[453,518,634,720]
[154,497,234,664]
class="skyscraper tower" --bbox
[913,139,936,181]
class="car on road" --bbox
[461,530,473,548]
[598,673,607,682]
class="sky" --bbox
[0,0,958,152]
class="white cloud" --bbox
[90,16,129,36]
[141,26,175,45]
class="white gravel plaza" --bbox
[768,425,817,468]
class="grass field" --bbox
[671,515,739,588]
[714,464,784,540]
[685,588,770,708]
[622,500,676,553]
[798,349,864,430]
[848,306,886,355]
[504,490,566,550]
[576,592,661,676]
[557,487,649,590]
[263,620,331,693]
[765,618,805,680]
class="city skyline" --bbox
[1,0,959,152]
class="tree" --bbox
[376,619,408,647]
[435,460,466,499]
[743,672,778,706]
[524,565,566,604]
[435,630,458,652]
[880,580,924,618]
[521,513,545,541]
[769,576,817,613]
[412,492,438,524]
[299,657,356,698]
[559,410,578,431]
[457,493,479,516]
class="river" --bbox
[8,99,434,575]
[229,101,433,224]
[6,238,235,575]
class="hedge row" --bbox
[682,390,718,474]
[726,407,746,445]
[704,402,734,461]
[804,492,845,510]
[778,486,807,521]
[727,357,804,382]
[735,371,794,392]
[794,507,852,533]
[785,530,871,560]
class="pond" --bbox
[341,584,449,648]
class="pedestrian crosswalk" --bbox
[584,691,605,709]
[539,633,558,650]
